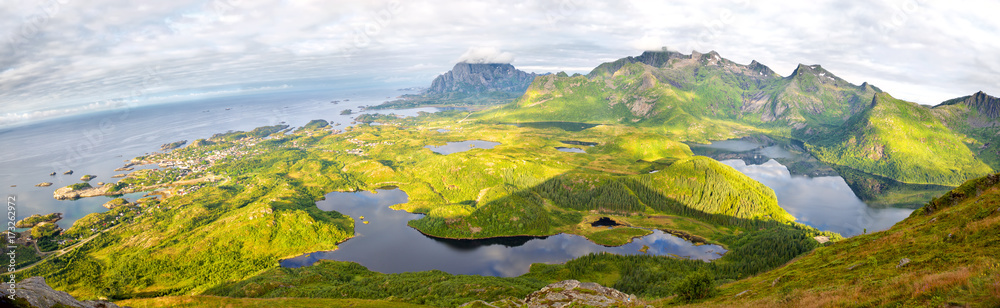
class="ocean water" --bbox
[0,87,428,229]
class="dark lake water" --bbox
[280,188,726,277]
[0,88,432,228]
[687,137,949,237]
[424,140,501,155]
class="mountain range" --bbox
[475,50,1000,187]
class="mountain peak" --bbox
[964,91,1000,118]
[426,62,536,95]
[748,60,777,76]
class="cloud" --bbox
[455,47,514,64]
[1,0,999,127]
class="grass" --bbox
[117,296,432,308]
[585,228,653,246]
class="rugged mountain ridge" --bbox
[481,50,995,186]
[937,90,1000,119]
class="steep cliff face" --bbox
[937,91,1000,119]
[426,63,537,94]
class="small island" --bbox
[15,213,62,228]
[63,170,73,175]
[35,182,52,187]
[80,174,96,181]
[160,140,188,151]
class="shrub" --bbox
[675,269,715,302]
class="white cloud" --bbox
[1,0,999,126]
[455,47,515,64]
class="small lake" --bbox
[556,147,586,153]
[424,140,500,155]
[280,188,725,277]
[688,137,950,237]
[505,122,600,132]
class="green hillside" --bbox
[932,91,1000,169]
[690,173,1000,307]
[810,93,992,186]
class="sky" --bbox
[2,0,999,126]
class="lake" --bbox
[504,122,600,132]
[280,188,725,277]
[424,140,501,155]
[556,147,587,153]
[687,137,950,237]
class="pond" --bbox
[556,147,586,153]
[424,140,500,155]
[280,188,725,277]
[687,136,952,237]
[504,122,600,132]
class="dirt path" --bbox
[14,226,115,273]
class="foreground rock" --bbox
[0,276,126,308]
[461,280,642,308]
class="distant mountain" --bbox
[485,50,878,139]
[374,62,537,109]
[427,63,537,94]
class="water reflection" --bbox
[504,122,599,132]
[424,140,500,155]
[556,147,586,153]
[281,189,725,277]
[722,159,913,237]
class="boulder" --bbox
[522,280,640,308]
[0,276,126,308]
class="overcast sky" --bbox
[2,0,999,126]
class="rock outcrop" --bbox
[952,91,1000,119]
[522,280,640,307]
[53,184,111,200]
[427,63,536,95]
[461,280,641,308]
[0,276,126,308]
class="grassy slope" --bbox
[810,93,993,186]
[117,296,431,308]
[686,173,1000,307]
